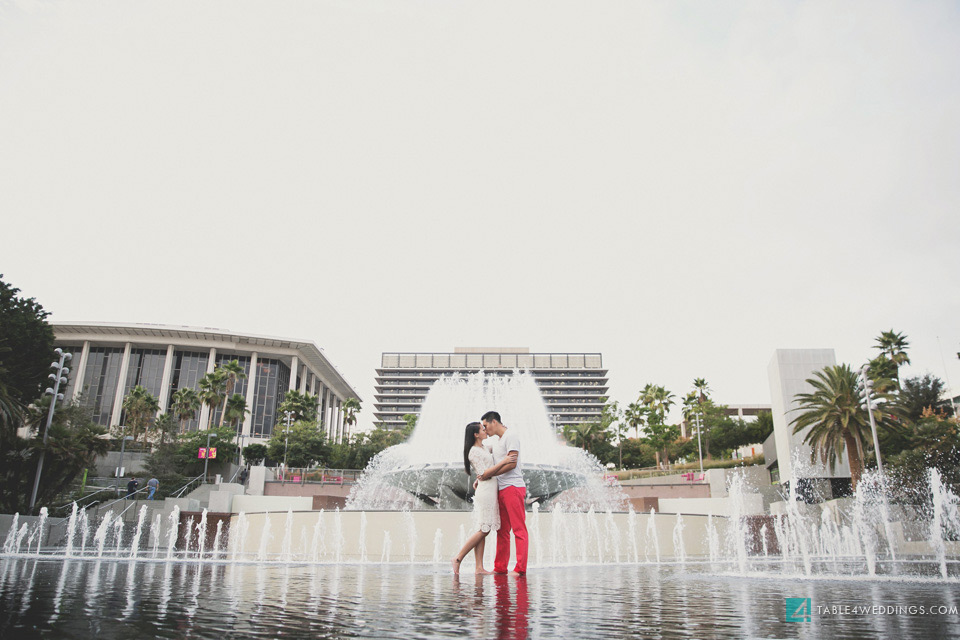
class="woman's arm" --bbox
[477,451,518,481]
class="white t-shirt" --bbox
[492,429,525,490]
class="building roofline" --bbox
[52,321,360,401]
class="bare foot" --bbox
[451,558,461,575]
[476,568,493,575]
[508,571,525,577]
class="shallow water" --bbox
[1,558,958,639]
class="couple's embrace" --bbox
[452,411,528,576]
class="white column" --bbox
[71,341,91,401]
[335,398,343,443]
[289,356,299,392]
[326,389,335,439]
[242,352,258,438]
[299,365,308,393]
[198,347,217,430]
[110,342,133,427]
[158,344,175,413]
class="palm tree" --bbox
[791,364,893,491]
[641,384,675,425]
[342,397,361,434]
[170,387,201,433]
[224,393,249,429]
[217,360,247,428]
[692,378,710,404]
[199,370,227,431]
[278,390,319,424]
[623,402,646,439]
[874,330,910,386]
[121,385,160,444]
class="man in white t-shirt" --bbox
[476,410,528,575]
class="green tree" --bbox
[266,420,328,468]
[198,371,227,431]
[144,425,237,494]
[791,364,902,491]
[170,387,201,433]
[402,413,418,431]
[121,385,160,444]
[747,410,775,444]
[278,390,319,423]
[899,374,952,422]
[0,275,56,416]
[154,413,179,445]
[242,442,267,466]
[217,360,247,428]
[3,399,109,512]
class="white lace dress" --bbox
[469,445,500,533]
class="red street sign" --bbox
[208,447,217,459]
[198,448,207,459]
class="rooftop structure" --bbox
[374,347,607,430]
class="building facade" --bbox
[53,322,360,444]
[374,347,607,430]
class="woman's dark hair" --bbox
[463,422,482,475]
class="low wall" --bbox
[621,484,710,500]
[228,510,732,566]
[93,451,150,477]
[264,482,352,499]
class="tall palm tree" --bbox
[342,397,361,434]
[791,364,897,491]
[692,378,710,404]
[217,360,247,428]
[199,370,227,431]
[170,387,201,434]
[121,385,160,444]
[874,330,910,386]
[641,384,675,425]
[623,402,646,439]
[224,393,249,429]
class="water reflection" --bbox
[0,559,958,639]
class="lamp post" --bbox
[203,432,218,482]
[116,435,134,497]
[29,348,71,512]
[860,364,884,474]
[282,410,294,477]
[694,411,705,474]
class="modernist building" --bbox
[374,347,607,430]
[53,322,360,444]
[765,348,851,490]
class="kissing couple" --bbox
[451,411,528,576]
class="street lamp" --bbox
[116,435,134,496]
[282,410,294,477]
[694,411,705,474]
[29,348,71,511]
[204,432,218,482]
[860,364,884,474]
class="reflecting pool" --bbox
[1,559,958,639]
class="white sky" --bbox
[2,0,959,431]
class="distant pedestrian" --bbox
[126,477,139,499]
[239,467,249,485]
[147,477,159,500]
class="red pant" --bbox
[495,486,528,574]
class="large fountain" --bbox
[346,371,626,511]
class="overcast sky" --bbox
[2,0,959,431]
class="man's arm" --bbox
[477,451,518,481]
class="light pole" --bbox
[203,432,218,482]
[29,348,71,511]
[282,410,294,477]
[116,435,134,497]
[694,411,705,474]
[860,364,884,474]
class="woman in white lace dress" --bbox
[451,421,500,574]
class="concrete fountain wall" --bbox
[228,510,732,565]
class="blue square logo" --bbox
[786,598,812,622]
